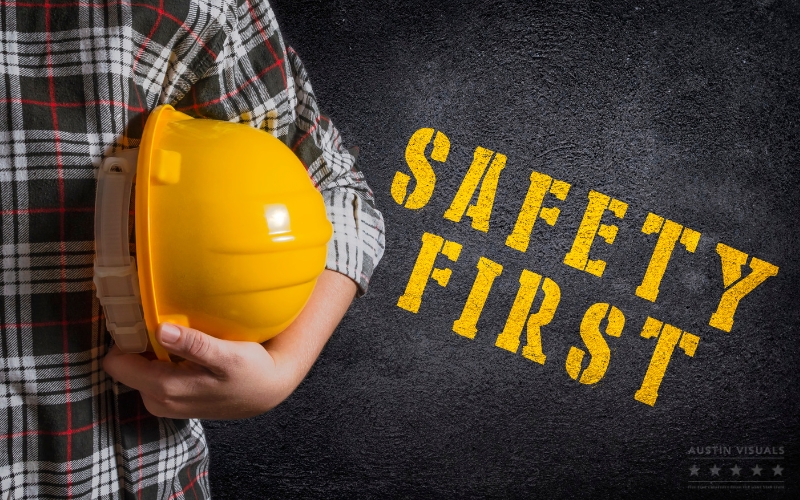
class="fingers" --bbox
[156,323,237,375]
[102,344,167,394]
[103,344,203,394]
[103,344,218,418]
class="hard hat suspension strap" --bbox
[93,149,150,353]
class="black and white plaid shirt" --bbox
[0,0,385,498]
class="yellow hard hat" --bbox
[94,105,332,361]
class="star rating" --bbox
[687,462,785,480]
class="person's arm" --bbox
[103,0,384,419]
[103,269,356,419]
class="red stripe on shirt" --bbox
[245,0,286,87]
[176,59,285,109]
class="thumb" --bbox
[157,323,230,373]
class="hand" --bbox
[102,270,357,419]
[103,325,288,419]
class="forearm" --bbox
[264,269,357,393]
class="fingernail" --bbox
[160,323,181,344]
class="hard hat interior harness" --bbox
[94,149,148,353]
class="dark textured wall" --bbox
[204,1,799,497]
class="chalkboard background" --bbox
[204,1,799,497]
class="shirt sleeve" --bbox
[172,0,385,295]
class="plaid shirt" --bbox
[0,0,385,498]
